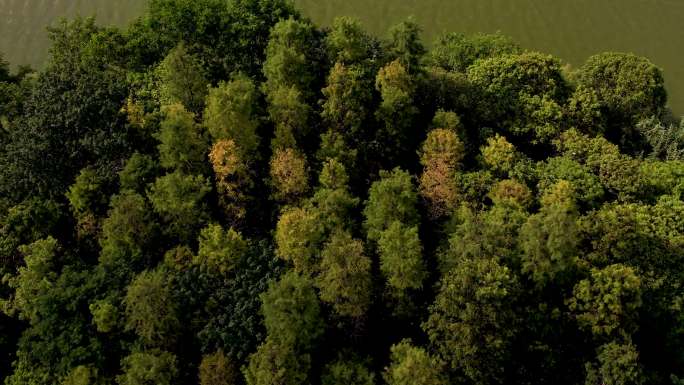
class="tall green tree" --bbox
[568,264,642,339]
[428,32,520,72]
[577,52,667,151]
[147,171,212,242]
[0,18,130,202]
[386,18,425,74]
[203,75,261,158]
[363,168,420,242]
[383,340,446,385]
[424,256,520,384]
[123,268,179,348]
[260,272,324,350]
[519,181,580,285]
[117,350,178,385]
[377,222,426,297]
[315,230,372,318]
[156,42,208,113]
[156,104,208,172]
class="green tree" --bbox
[98,191,156,277]
[566,85,606,137]
[2,237,60,323]
[386,18,425,74]
[268,85,311,150]
[467,52,569,144]
[321,357,375,385]
[275,206,326,275]
[89,300,118,333]
[378,222,426,296]
[375,60,418,162]
[585,341,643,385]
[203,75,261,159]
[65,167,108,227]
[481,134,520,176]
[260,272,324,350]
[156,103,208,172]
[308,160,360,232]
[243,338,311,385]
[118,153,160,193]
[319,158,350,190]
[123,268,179,347]
[196,224,248,276]
[0,198,62,269]
[316,230,372,318]
[428,32,520,72]
[363,168,420,242]
[326,17,375,65]
[0,18,130,202]
[263,17,320,98]
[147,171,212,242]
[538,157,604,207]
[157,42,208,113]
[519,181,580,285]
[320,62,373,139]
[577,52,667,150]
[383,340,446,385]
[197,240,283,360]
[117,350,178,385]
[568,264,642,338]
[424,256,519,384]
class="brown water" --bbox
[1,0,683,114]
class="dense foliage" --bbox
[1,1,684,384]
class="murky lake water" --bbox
[1,0,683,114]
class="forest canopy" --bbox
[1,1,684,384]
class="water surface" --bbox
[1,0,682,114]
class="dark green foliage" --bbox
[128,0,297,79]
[577,52,667,151]
[383,340,445,385]
[147,171,212,242]
[203,75,261,158]
[123,268,179,348]
[2,4,684,385]
[260,271,324,350]
[468,52,569,144]
[197,240,283,361]
[263,17,323,100]
[117,350,178,385]
[98,191,156,278]
[0,198,62,270]
[428,31,520,72]
[363,168,420,242]
[0,18,130,202]
[322,356,375,385]
[156,104,208,172]
[424,256,519,384]
[156,43,209,113]
[386,18,426,74]
[119,153,160,193]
